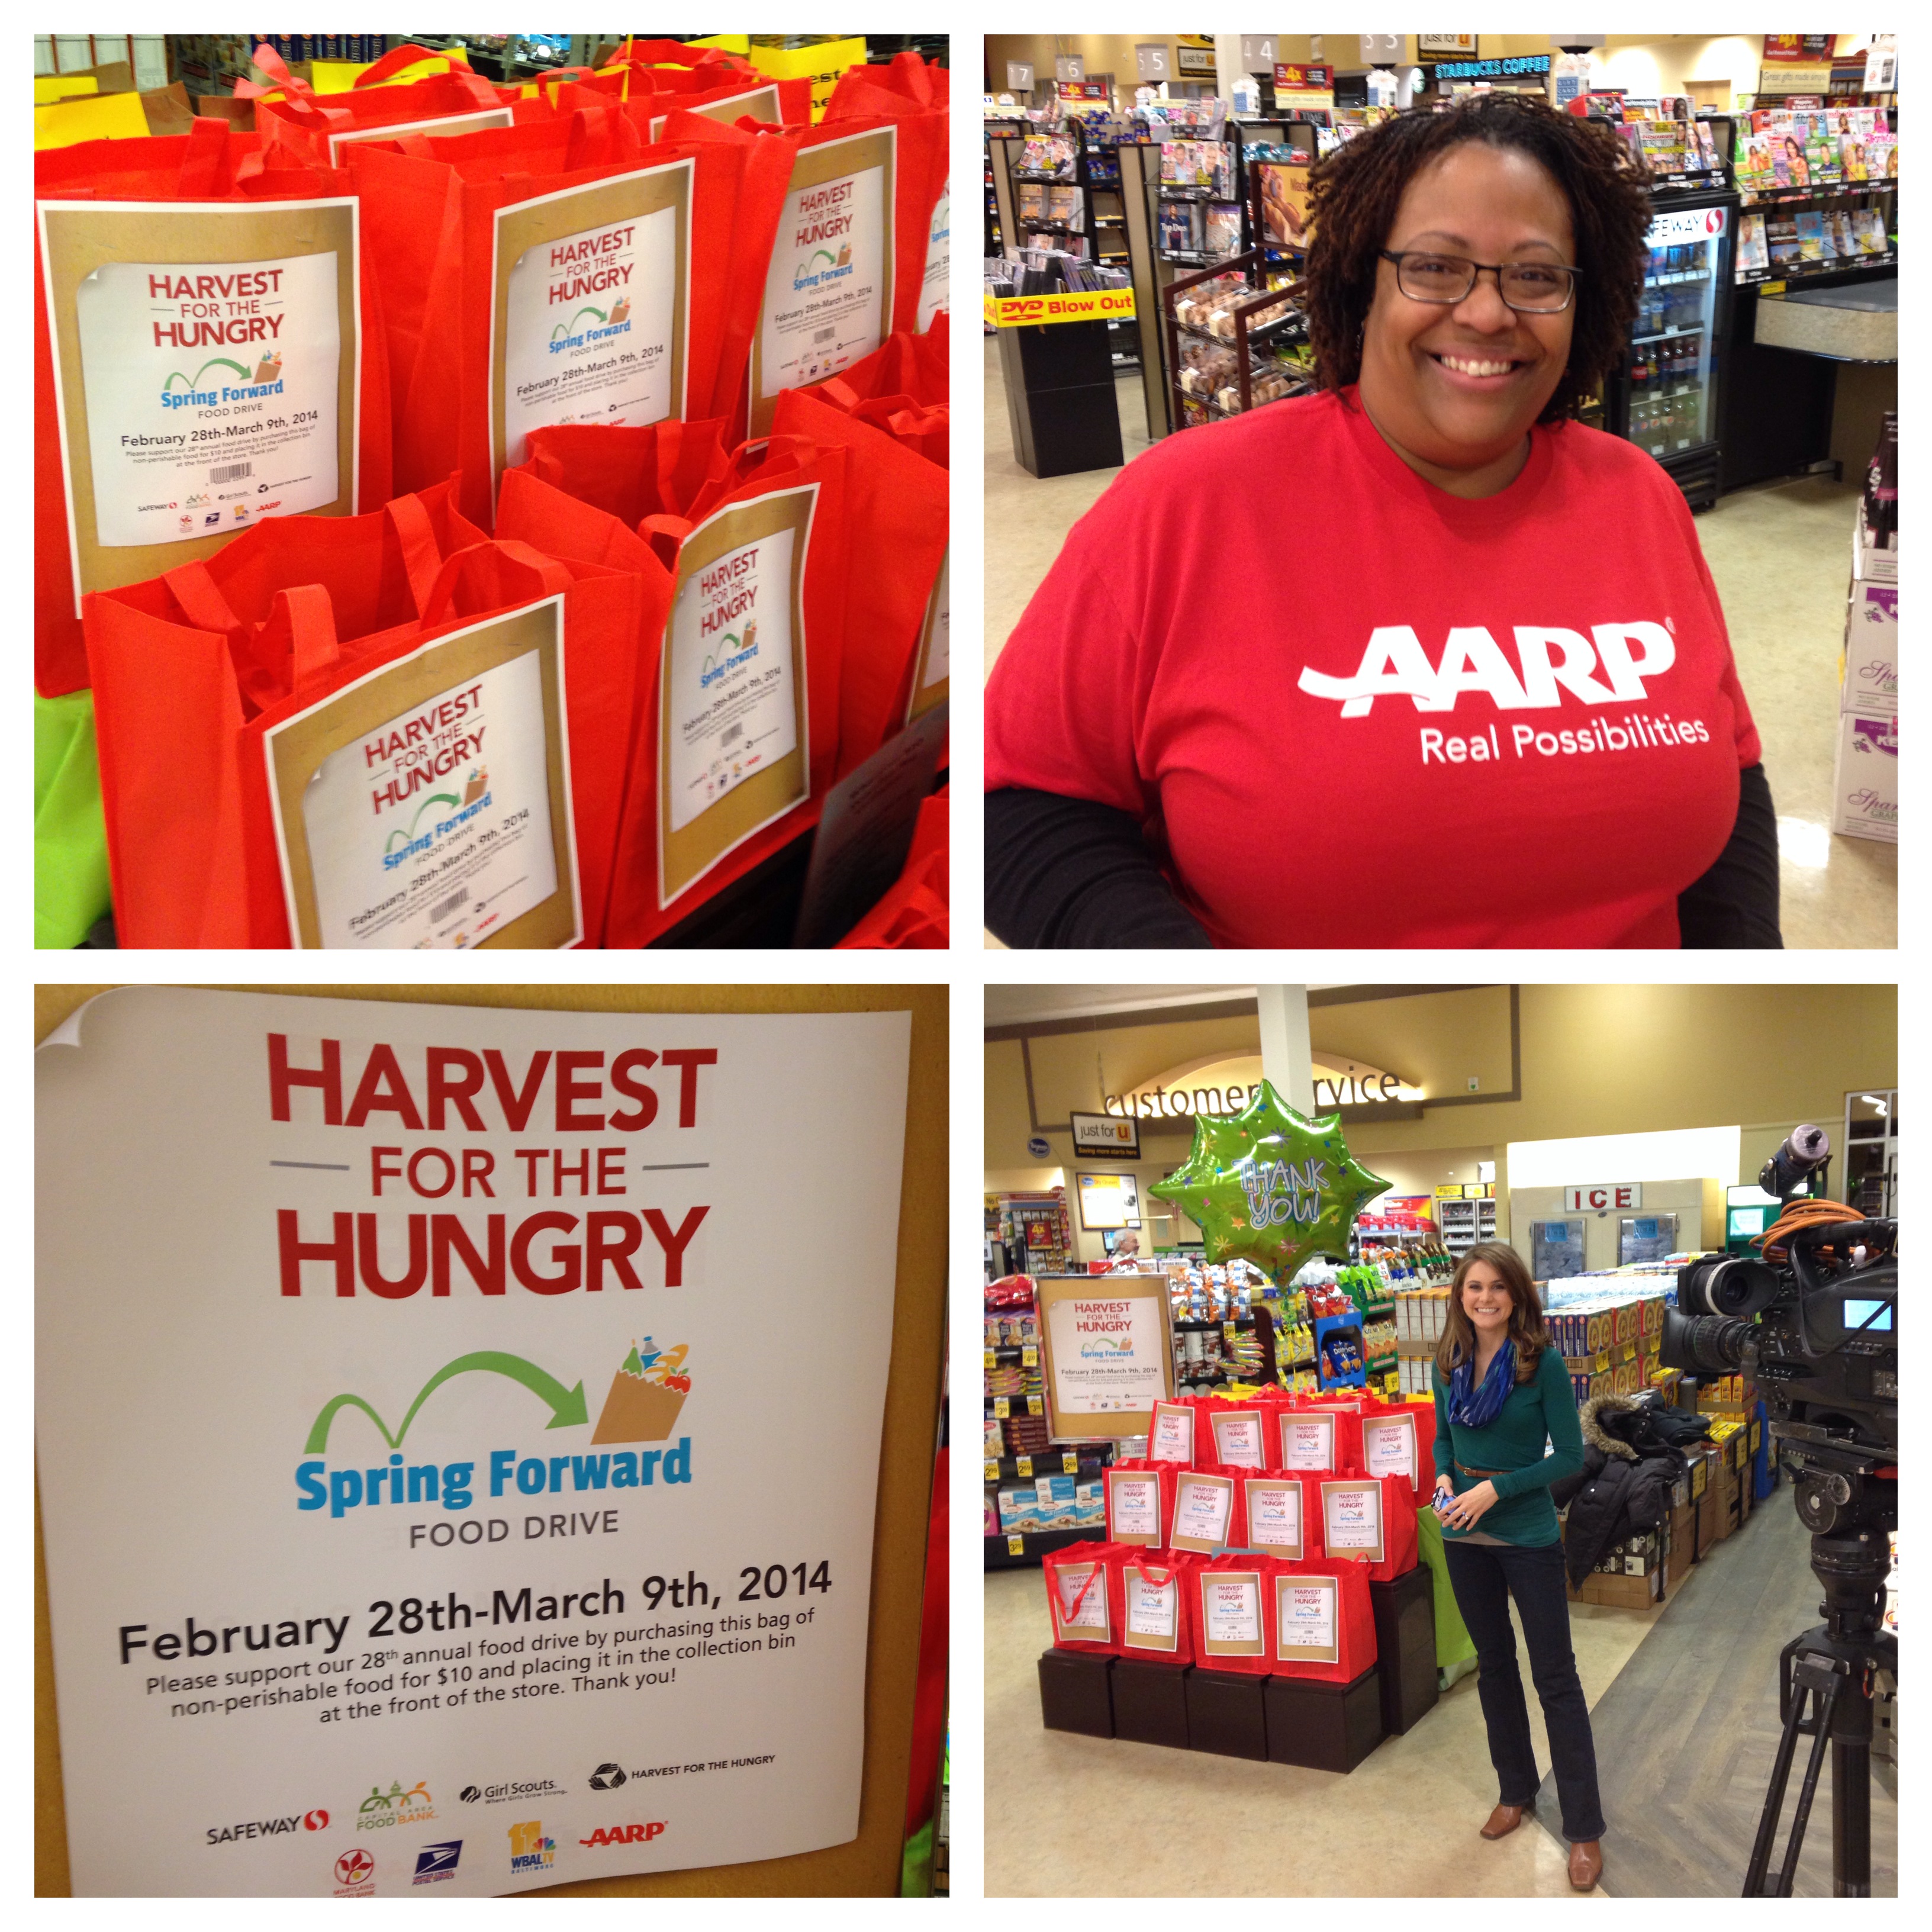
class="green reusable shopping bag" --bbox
[36,688,112,947]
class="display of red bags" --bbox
[1272,1400,1345,1474]
[834,791,948,948]
[1201,1398,1273,1476]
[1314,1472,1419,1583]
[355,114,754,529]
[85,485,649,949]
[600,430,849,946]
[1358,1398,1437,1509]
[1268,1559,1379,1684]
[1106,1547,1202,1667]
[1192,1554,1275,1675]
[1042,1540,1120,1654]
[35,123,394,697]
[772,386,945,777]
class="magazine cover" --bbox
[1203,204,1242,257]
[1795,210,1827,261]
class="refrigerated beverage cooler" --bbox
[1608,192,1739,509]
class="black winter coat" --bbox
[1554,1393,1693,1586]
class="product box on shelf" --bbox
[1830,707,1896,842]
[1840,581,1899,716]
[998,1476,1105,1535]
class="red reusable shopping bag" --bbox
[1269,1559,1380,1684]
[497,417,735,540]
[1358,1398,1437,1509]
[35,123,394,697]
[1103,1457,1178,1550]
[86,492,646,948]
[244,41,519,167]
[1042,1540,1120,1654]
[822,59,950,334]
[1107,1548,1201,1667]
[601,432,850,947]
[1192,1555,1277,1675]
[1315,1473,1419,1583]
[773,386,946,777]
[1147,1398,1200,1467]
[1241,1471,1327,1563]
[358,114,754,528]
[804,310,949,418]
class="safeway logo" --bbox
[1298,622,1676,717]
[579,1823,667,1848]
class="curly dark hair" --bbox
[1304,92,1653,423]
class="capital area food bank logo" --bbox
[333,1847,376,1895]
[295,1341,693,1523]
[357,1779,435,1830]
[508,1821,556,1873]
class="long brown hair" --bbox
[1434,1241,1547,1384]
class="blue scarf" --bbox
[1448,1342,1518,1429]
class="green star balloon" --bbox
[1148,1080,1389,1287]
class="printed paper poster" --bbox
[1106,1471,1162,1545]
[1276,1576,1339,1662]
[1170,1476,1232,1553]
[1321,1481,1384,1559]
[1281,1413,1335,1470]
[1362,1413,1418,1487]
[491,165,691,505]
[1149,1400,1193,1463]
[1201,1574,1262,1652]
[751,126,896,435]
[917,176,949,329]
[262,598,579,950]
[36,988,913,1896]
[1045,1289,1167,1417]
[1210,1412,1265,1469]
[1124,1569,1178,1647]
[38,198,362,610]
[1245,1480,1303,1554]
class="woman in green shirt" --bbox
[1432,1242,1604,1891]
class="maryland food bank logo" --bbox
[295,1341,693,1522]
[357,1779,436,1831]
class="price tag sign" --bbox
[1028,1396,1044,1415]
[983,1458,998,1482]
[983,1348,995,1368]
[1016,1454,1033,1477]
[994,1397,1010,1418]
[1022,1347,1038,1367]
[1008,1534,1025,1556]
[1062,1452,1078,1474]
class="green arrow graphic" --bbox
[550,305,608,341]
[164,358,252,389]
[384,790,462,852]
[304,1353,589,1454]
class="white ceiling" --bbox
[983,985,1349,1025]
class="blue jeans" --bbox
[1443,1538,1607,1843]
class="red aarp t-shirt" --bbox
[984,388,1760,946]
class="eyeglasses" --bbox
[1379,249,1582,314]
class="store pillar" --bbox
[1257,984,1315,1115]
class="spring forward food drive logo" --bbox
[295,1339,693,1522]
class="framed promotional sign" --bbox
[1321,1479,1387,1564]
[1244,1478,1306,1558]
[488,162,692,514]
[36,986,932,1898]
[260,597,579,951]
[1036,1273,1174,1440]
[1074,1171,1139,1231]
[656,482,817,907]
[1197,1569,1265,1658]
[1209,1409,1266,1469]
[1361,1411,1419,1491]
[750,125,897,437]
[1069,1110,1139,1160]
[38,198,362,614]
[1275,1574,1339,1664]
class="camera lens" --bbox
[1659,1303,1752,1374]
[1676,1253,1780,1318]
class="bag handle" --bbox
[1055,1563,1102,1625]
[353,42,490,96]
[637,513,693,572]
[1129,1556,1175,1589]
[162,560,246,638]
[176,117,233,195]
[419,540,573,626]
[531,65,603,105]
[259,584,342,702]
[385,494,445,614]
[237,41,315,103]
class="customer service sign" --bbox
[36,988,912,1896]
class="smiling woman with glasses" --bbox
[985,92,1780,952]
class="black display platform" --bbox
[1038,1647,1113,1737]
[1368,1561,1440,1736]
[1184,1666,1268,1760]
[1110,1657,1190,1749]
[1263,1666,1386,1772]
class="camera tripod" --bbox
[1741,1503,1896,1895]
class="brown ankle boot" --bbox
[1480,1804,1525,1839]
[1568,1841,1603,1890]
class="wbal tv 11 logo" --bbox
[508,1821,556,1874]
[295,1339,693,1525]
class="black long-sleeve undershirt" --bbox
[984,764,1782,949]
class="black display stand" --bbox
[1263,1667,1386,1772]
[1367,1563,1440,1736]
[997,318,1124,477]
[1038,1647,1115,1736]
[1111,1657,1192,1749]
[1183,1667,1269,1760]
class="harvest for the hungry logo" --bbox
[790,179,858,290]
